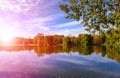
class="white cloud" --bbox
[27,14,63,24]
[21,13,65,31]
[53,20,82,28]
[0,0,86,37]
[48,27,87,36]
[0,0,41,13]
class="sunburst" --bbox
[0,26,15,43]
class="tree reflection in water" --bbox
[0,45,120,63]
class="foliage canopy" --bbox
[59,0,120,33]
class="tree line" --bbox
[0,31,118,50]
[33,32,120,50]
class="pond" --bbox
[0,45,120,78]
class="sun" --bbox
[0,27,15,43]
[0,32,13,43]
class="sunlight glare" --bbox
[0,26,15,43]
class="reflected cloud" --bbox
[0,46,119,78]
[0,45,119,64]
[0,51,54,73]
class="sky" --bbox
[0,0,86,38]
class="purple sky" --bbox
[0,0,86,38]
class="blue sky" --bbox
[0,0,86,38]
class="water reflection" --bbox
[0,45,119,63]
[0,45,120,78]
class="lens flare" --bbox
[0,26,15,43]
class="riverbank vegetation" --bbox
[59,0,120,50]
[0,31,119,51]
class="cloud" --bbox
[47,20,86,36]
[0,0,59,16]
[0,0,41,13]
[27,13,64,24]
[53,20,82,28]
[50,27,87,36]
[0,0,86,37]
[22,13,65,31]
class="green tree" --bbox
[70,36,80,45]
[59,0,120,33]
[79,34,92,45]
[106,28,120,49]
[62,36,71,52]
[62,36,71,47]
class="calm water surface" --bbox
[0,46,120,78]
